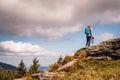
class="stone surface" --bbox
[86,38,120,60]
[32,71,55,80]
[57,59,77,71]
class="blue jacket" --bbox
[85,27,91,35]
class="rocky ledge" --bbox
[86,38,120,60]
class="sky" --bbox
[0,0,120,67]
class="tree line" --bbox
[0,57,40,80]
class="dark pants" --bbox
[86,35,91,47]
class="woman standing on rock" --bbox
[85,23,94,47]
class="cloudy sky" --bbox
[0,0,120,67]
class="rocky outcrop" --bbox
[32,38,120,80]
[56,59,77,71]
[32,71,55,80]
[32,71,65,80]
[55,38,120,72]
[86,38,120,60]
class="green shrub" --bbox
[57,55,63,64]
[0,67,17,80]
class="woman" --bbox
[85,23,93,47]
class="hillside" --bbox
[32,38,120,80]
[0,62,17,70]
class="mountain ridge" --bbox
[0,62,17,70]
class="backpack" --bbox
[85,27,90,35]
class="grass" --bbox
[50,60,120,80]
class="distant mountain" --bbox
[40,66,49,71]
[0,62,17,70]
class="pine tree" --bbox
[29,58,40,74]
[57,55,63,64]
[17,60,26,77]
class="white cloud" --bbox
[0,0,120,39]
[95,32,114,42]
[0,40,61,66]
[0,41,59,57]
